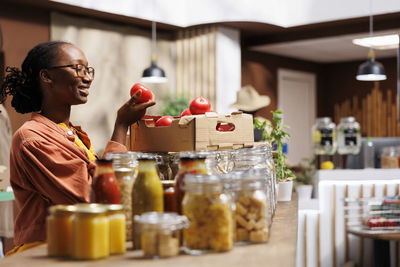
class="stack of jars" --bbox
[46,203,126,260]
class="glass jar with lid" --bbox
[46,205,77,257]
[71,204,109,260]
[134,212,189,258]
[182,173,233,254]
[312,117,337,155]
[232,145,276,215]
[228,169,270,244]
[104,204,126,255]
[174,152,208,215]
[162,180,178,213]
[337,117,361,155]
[106,152,137,241]
[132,155,164,249]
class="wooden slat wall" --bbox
[334,82,399,137]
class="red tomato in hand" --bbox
[180,108,192,117]
[130,83,153,103]
[155,116,174,127]
[93,173,120,204]
[189,96,211,115]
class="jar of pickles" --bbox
[46,205,77,257]
[312,117,337,155]
[227,169,270,244]
[132,155,164,249]
[106,152,137,241]
[71,204,109,260]
[337,117,361,155]
[174,153,208,215]
[105,204,126,255]
[134,212,189,258]
[182,174,233,254]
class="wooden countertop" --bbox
[0,196,298,267]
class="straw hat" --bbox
[230,85,271,112]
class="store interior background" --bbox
[1,0,400,157]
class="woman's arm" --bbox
[111,90,155,145]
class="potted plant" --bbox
[294,157,316,200]
[253,117,268,142]
[266,110,295,201]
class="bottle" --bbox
[174,153,208,215]
[106,152,138,241]
[92,158,121,204]
[311,117,337,155]
[363,137,375,168]
[132,155,164,249]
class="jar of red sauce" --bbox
[92,158,121,204]
[162,180,177,212]
[174,153,208,214]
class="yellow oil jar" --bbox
[46,205,76,257]
[71,204,109,260]
[105,204,126,254]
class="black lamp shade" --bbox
[356,58,387,81]
[140,61,167,83]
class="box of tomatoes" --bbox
[130,111,254,152]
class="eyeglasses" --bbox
[48,64,95,79]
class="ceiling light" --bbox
[356,4,387,82]
[140,21,167,84]
[353,34,399,50]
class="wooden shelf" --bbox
[0,196,298,267]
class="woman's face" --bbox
[44,44,93,106]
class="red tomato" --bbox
[155,116,174,127]
[189,96,211,115]
[180,108,192,117]
[130,83,153,103]
[93,173,121,204]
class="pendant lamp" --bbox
[356,6,387,81]
[140,21,167,84]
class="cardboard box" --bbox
[130,112,254,152]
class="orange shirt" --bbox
[10,113,127,245]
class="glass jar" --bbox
[312,117,337,155]
[381,146,399,168]
[106,152,137,241]
[71,204,109,260]
[92,158,120,204]
[174,153,208,215]
[132,156,164,249]
[228,169,270,244]
[134,212,189,258]
[105,204,126,255]
[162,180,178,212]
[46,205,76,257]
[182,174,233,254]
[337,117,361,155]
[232,145,276,216]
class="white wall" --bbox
[216,26,241,114]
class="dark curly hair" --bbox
[0,41,71,114]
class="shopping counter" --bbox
[0,196,298,267]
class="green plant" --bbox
[253,117,268,141]
[266,110,295,182]
[295,157,316,185]
[161,95,190,116]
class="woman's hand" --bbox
[111,89,156,145]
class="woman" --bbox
[0,41,155,247]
